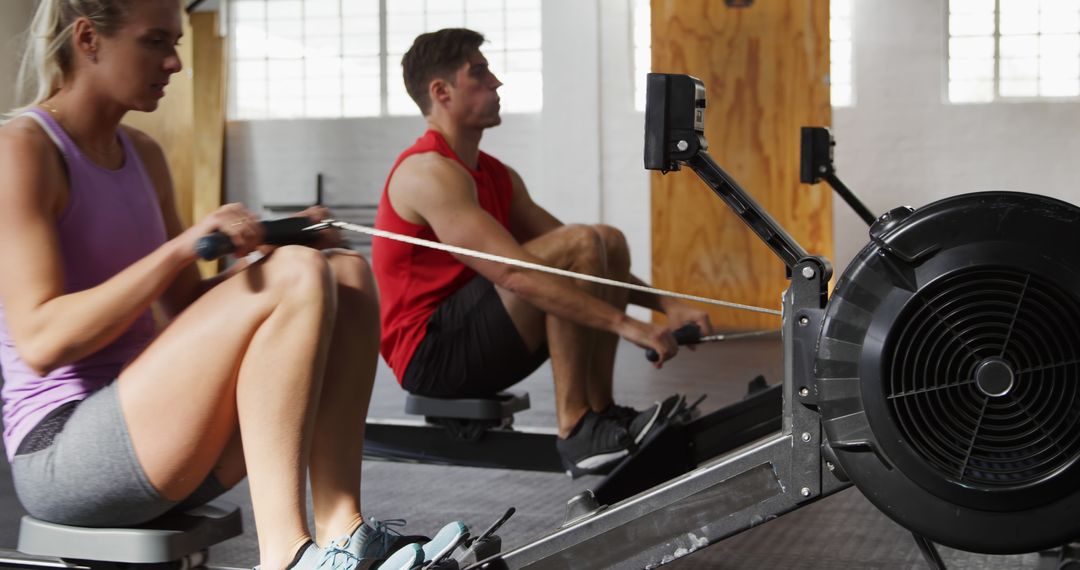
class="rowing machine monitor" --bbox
[800,126,877,225]
[799,126,834,184]
[644,73,707,172]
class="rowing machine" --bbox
[463,73,1080,569]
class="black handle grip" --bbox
[195,217,321,261]
[195,232,233,261]
[646,323,702,362]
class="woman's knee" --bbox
[323,249,376,294]
[263,246,335,295]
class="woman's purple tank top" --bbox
[1,108,168,461]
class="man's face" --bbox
[446,50,503,128]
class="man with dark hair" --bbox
[372,28,712,477]
[400,28,485,116]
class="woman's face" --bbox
[90,0,183,112]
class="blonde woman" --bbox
[0,1,458,568]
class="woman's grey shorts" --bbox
[11,381,225,527]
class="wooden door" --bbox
[651,0,832,330]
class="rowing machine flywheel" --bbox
[816,191,1080,554]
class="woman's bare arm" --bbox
[0,121,260,375]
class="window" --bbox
[230,0,543,120]
[631,0,856,110]
[830,0,854,107]
[949,0,1080,103]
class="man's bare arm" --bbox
[502,165,712,334]
[505,166,561,242]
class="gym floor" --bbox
[0,337,1047,568]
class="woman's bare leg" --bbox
[309,250,381,545]
[117,246,336,569]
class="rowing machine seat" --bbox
[17,499,242,567]
[404,390,530,422]
[405,391,531,441]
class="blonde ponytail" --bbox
[4,0,134,122]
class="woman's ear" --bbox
[71,17,100,63]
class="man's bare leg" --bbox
[494,224,611,438]
[585,225,632,410]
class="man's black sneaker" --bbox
[601,394,683,445]
[556,410,633,478]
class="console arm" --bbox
[823,171,876,226]
[685,150,828,293]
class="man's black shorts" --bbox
[402,275,549,398]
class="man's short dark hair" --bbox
[402,28,486,116]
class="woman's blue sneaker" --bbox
[251,540,319,569]
[321,518,426,568]
[374,543,423,570]
[421,521,469,564]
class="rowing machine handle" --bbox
[195,217,319,261]
[645,323,702,362]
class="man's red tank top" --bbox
[373,130,514,381]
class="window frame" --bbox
[227,0,543,120]
[947,0,1080,104]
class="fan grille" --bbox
[886,267,1080,489]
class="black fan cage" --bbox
[885,267,1080,490]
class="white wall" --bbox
[225,114,541,209]
[831,0,1080,274]
[0,0,36,115]
[598,0,654,287]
